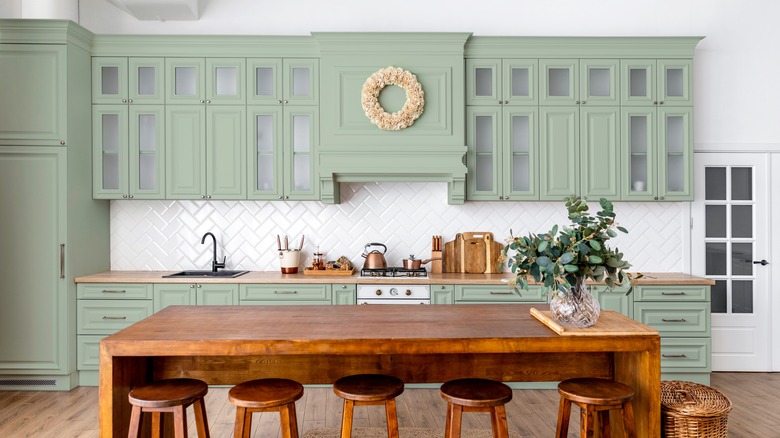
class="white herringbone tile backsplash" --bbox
[110,182,688,273]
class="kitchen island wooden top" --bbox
[100,304,661,437]
[77,270,713,285]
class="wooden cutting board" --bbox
[443,233,464,273]
[463,237,487,274]
[484,233,503,274]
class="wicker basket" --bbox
[661,380,732,438]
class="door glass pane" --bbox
[292,67,310,97]
[512,155,529,192]
[732,280,753,313]
[292,115,310,152]
[510,115,529,153]
[101,66,119,95]
[174,67,197,96]
[293,154,310,190]
[255,115,274,152]
[666,155,684,192]
[731,167,752,200]
[629,68,647,97]
[732,205,753,238]
[705,205,726,238]
[732,243,753,276]
[548,68,570,97]
[666,68,684,97]
[255,68,274,96]
[256,155,274,191]
[215,67,238,96]
[711,280,727,313]
[102,114,119,153]
[475,155,493,191]
[630,116,647,153]
[511,68,529,97]
[588,68,610,96]
[138,154,156,190]
[630,155,647,192]
[705,167,726,200]
[102,154,119,190]
[475,115,493,153]
[705,243,727,275]
[475,68,492,97]
[137,66,156,95]
[138,114,156,152]
[629,115,648,192]
[666,115,684,154]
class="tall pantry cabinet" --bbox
[0,20,110,390]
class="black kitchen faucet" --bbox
[201,232,226,272]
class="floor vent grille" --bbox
[0,379,57,386]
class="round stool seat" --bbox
[558,378,634,406]
[334,374,404,402]
[440,378,513,408]
[229,378,304,409]
[128,378,208,409]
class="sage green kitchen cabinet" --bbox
[165,58,246,105]
[92,57,165,105]
[539,59,619,106]
[432,285,454,304]
[579,106,621,199]
[247,58,319,106]
[620,59,692,107]
[92,104,165,199]
[248,106,319,200]
[154,283,239,311]
[332,283,356,305]
[465,59,538,106]
[621,107,693,201]
[539,107,579,200]
[166,105,246,199]
[0,44,68,146]
[466,106,538,201]
[240,284,332,305]
[590,284,632,318]
[454,284,545,303]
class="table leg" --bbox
[99,347,151,437]
[613,338,661,438]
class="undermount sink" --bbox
[163,270,249,278]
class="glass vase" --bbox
[549,277,601,328]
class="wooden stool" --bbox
[439,378,512,438]
[127,378,210,438]
[333,374,405,438]
[228,378,304,438]
[556,377,637,438]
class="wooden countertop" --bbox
[76,270,714,285]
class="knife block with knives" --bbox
[442,232,503,274]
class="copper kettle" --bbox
[361,242,388,269]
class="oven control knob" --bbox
[389,288,398,296]
[405,289,412,296]
[375,289,382,296]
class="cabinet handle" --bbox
[576,100,581,104]
[206,100,211,104]
[285,196,289,200]
[128,99,133,103]
[503,100,508,104]
[278,196,284,200]
[441,286,446,289]
[581,100,587,104]
[59,244,65,279]
[190,285,195,288]
[122,99,128,103]
[123,194,128,199]
[661,318,687,323]
[498,100,503,105]
[283,100,288,104]
[101,290,127,294]
[128,194,134,199]
[662,292,686,296]
[653,101,659,105]
[102,316,127,320]
[662,354,687,358]
[659,101,665,105]
[490,291,513,295]
[659,196,665,200]
[341,285,347,289]
[200,99,205,104]
[274,290,298,294]
[278,100,283,104]
[207,195,212,199]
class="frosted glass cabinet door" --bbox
[247,58,282,104]
[621,107,657,201]
[621,60,692,106]
[128,58,165,104]
[92,105,128,198]
[620,60,656,106]
[92,57,128,104]
[503,59,538,105]
[247,106,283,199]
[540,59,578,105]
[657,60,692,106]
[206,58,246,104]
[466,107,501,200]
[166,58,205,104]
[658,107,693,200]
[128,106,165,198]
[283,107,319,200]
[283,59,319,105]
[466,59,500,105]
[579,59,619,106]
[503,107,538,200]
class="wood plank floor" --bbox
[0,373,778,437]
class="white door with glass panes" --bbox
[692,153,770,371]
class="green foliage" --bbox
[503,196,637,295]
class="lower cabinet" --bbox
[454,284,545,303]
[432,284,454,304]
[332,283,356,305]
[240,283,332,305]
[76,283,153,386]
[154,283,239,311]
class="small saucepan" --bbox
[402,255,441,269]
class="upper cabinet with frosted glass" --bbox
[539,59,619,106]
[92,57,165,104]
[248,58,318,106]
[466,59,537,106]
[621,60,692,107]
[165,58,246,105]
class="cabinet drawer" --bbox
[634,285,708,301]
[660,338,711,372]
[455,285,544,302]
[77,283,153,299]
[77,300,154,334]
[240,284,331,301]
[77,335,105,370]
[634,302,710,336]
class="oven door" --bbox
[357,299,429,305]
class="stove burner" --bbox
[360,267,428,278]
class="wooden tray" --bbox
[530,307,657,336]
[302,268,355,276]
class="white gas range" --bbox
[356,267,431,305]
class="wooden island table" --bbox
[99,304,661,437]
